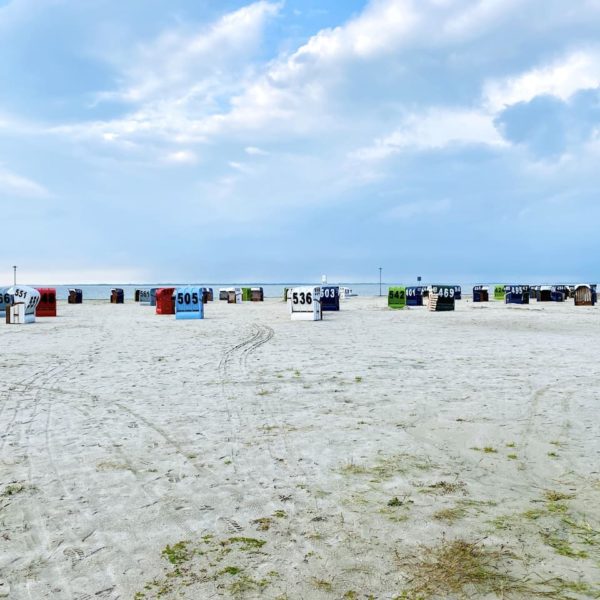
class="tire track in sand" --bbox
[216,323,275,518]
[217,323,274,442]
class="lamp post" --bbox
[12,265,17,286]
[379,267,382,297]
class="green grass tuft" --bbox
[220,566,242,576]
[161,541,193,565]
[224,537,266,551]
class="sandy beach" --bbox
[1,297,599,599]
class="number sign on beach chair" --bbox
[493,285,506,301]
[388,287,406,309]
[6,286,40,324]
[0,287,11,315]
[428,285,455,311]
[175,287,204,320]
[139,289,151,305]
[505,285,529,304]
[289,287,322,321]
[406,286,424,306]
[321,286,340,311]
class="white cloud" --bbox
[63,0,419,144]
[245,146,269,156]
[192,0,419,135]
[442,0,522,39]
[0,166,50,198]
[484,49,600,112]
[292,0,417,62]
[164,150,198,164]
[353,109,507,160]
[99,1,281,105]
[228,161,254,174]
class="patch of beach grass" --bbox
[339,461,369,476]
[422,480,466,495]
[312,578,333,592]
[2,482,25,496]
[490,514,515,531]
[228,574,270,595]
[379,506,410,523]
[252,517,273,531]
[161,541,193,565]
[222,537,266,552]
[219,566,243,576]
[541,532,589,559]
[397,539,529,599]
[523,509,546,521]
[138,533,273,598]
[544,490,574,502]
[388,496,405,507]
[433,505,468,523]
[339,453,434,484]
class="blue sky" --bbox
[1,0,600,284]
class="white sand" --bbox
[1,298,599,599]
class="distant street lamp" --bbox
[379,267,382,297]
[12,265,17,285]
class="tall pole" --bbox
[379,267,382,297]
[13,265,17,286]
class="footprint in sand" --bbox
[63,546,85,565]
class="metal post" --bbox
[379,267,382,296]
[12,265,17,285]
